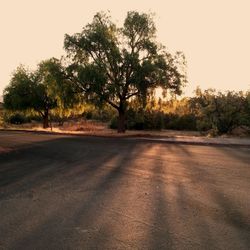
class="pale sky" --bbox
[1,0,250,98]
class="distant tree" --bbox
[38,58,80,125]
[64,11,187,132]
[246,91,250,115]
[3,58,76,128]
[191,87,248,133]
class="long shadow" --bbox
[2,139,250,249]
[173,144,250,249]
[4,137,142,249]
[150,173,174,248]
[135,143,173,249]
[148,143,203,249]
[216,146,250,165]
[72,144,141,249]
[0,136,130,199]
[146,143,250,249]
[175,181,217,249]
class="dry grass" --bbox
[0,119,109,135]
[60,119,106,132]
[0,118,203,138]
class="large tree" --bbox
[64,11,187,132]
[3,58,75,128]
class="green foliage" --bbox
[2,10,249,134]
[108,88,250,134]
[64,11,186,132]
[3,64,57,126]
[4,66,36,111]
[82,103,116,122]
[7,113,30,124]
[109,109,196,131]
[165,113,197,130]
[3,58,79,128]
[191,87,250,134]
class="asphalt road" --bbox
[0,131,249,250]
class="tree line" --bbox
[117,88,250,135]
[2,11,249,134]
[3,11,186,132]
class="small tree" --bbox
[38,58,80,125]
[3,58,75,128]
[64,11,187,132]
[191,87,248,133]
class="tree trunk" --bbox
[43,109,49,129]
[117,109,126,133]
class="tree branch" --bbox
[104,98,119,110]
[125,91,139,99]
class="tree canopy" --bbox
[3,58,76,128]
[64,11,187,132]
[190,87,250,134]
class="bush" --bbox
[8,113,30,124]
[83,110,93,120]
[164,113,197,131]
[191,89,250,134]
[196,118,212,132]
[143,111,165,130]
[126,109,145,130]
[109,110,198,131]
[109,116,117,129]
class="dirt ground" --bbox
[0,131,249,249]
[0,119,201,137]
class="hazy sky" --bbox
[1,0,250,97]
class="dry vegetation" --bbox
[0,117,206,138]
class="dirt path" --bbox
[0,131,249,249]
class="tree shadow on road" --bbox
[1,139,250,249]
[170,144,250,249]
[0,136,132,198]
[1,136,146,249]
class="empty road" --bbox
[0,131,249,249]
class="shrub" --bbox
[165,114,197,130]
[109,116,118,129]
[8,113,30,124]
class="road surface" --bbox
[0,131,249,249]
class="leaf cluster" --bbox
[64,11,187,110]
